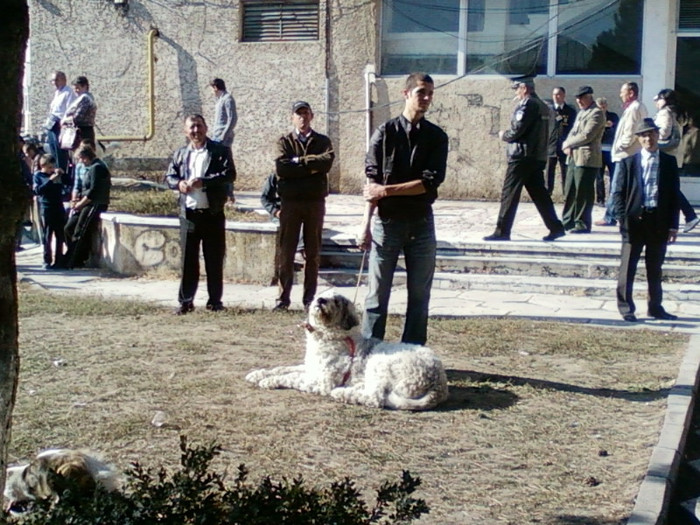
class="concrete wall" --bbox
[99,213,277,283]
[25,1,646,201]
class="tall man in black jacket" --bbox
[166,114,235,315]
[359,72,448,345]
[484,78,566,242]
[273,101,334,311]
[546,87,577,196]
[612,118,680,322]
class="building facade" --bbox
[23,0,699,200]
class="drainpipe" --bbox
[97,28,159,142]
[364,64,376,152]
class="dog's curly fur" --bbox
[3,449,120,515]
[246,291,449,410]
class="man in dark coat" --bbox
[165,114,235,314]
[612,118,680,322]
[546,86,577,196]
[484,78,565,242]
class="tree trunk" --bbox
[0,0,29,497]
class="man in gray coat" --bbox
[210,78,237,202]
[561,85,606,233]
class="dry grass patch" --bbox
[12,285,687,524]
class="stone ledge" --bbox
[97,212,277,283]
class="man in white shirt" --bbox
[596,82,648,226]
[165,114,236,314]
[44,70,75,171]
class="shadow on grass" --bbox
[446,369,670,403]
[437,382,520,412]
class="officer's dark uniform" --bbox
[487,88,565,241]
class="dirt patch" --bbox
[11,286,687,524]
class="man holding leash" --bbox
[359,72,448,345]
[165,114,235,315]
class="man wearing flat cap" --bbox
[484,77,566,242]
[273,100,334,311]
[611,118,679,322]
[560,85,606,233]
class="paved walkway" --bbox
[17,192,700,332]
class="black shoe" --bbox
[648,310,678,321]
[174,303,194,315]
[206,303,226,312]
[543,230,565,241]
[568,228,590,234]
[483,233,510,241]
[272,302,289,312]
[622,314,638,322]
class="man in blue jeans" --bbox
[358,72,448,345]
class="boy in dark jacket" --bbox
[33,154,67,268]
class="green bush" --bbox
[1,436,429,524]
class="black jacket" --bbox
[365,115,448,219]
[165,139,235,215]
[260,173,280,217]
[503,94,550,163]
[83,159,111,207]
[546,102,576,156]
[275,130,334,201]
[612,150,680,242]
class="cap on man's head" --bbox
[292,100,312,113]
[575,85,594,97]
[635,118,660,135]
[511,75,535,89]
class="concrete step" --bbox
[317,268,700,300]
[320,250,700,283]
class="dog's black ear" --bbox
[339,299,360,331]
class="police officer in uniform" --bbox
[484,78,566,242]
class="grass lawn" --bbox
[11,285,689,524]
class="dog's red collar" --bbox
[340,336,356,386]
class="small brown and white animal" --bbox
[3,449,120,515]
[246,291,449,410]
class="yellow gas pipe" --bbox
[97,28,159,142]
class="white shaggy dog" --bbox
[4,449,120,515]
[246,292,449,410]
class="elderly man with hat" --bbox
[484,77,566,242]
[611,118,680,322]
[273,100,334,311]
[560,85,606,233]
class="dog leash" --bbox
[353,248,368,305]
[340,336,357,386]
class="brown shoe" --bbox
[594,220,616,227]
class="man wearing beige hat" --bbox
[561,85,606,233]
[612,118,679,322]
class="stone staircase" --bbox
[318,234,700,299]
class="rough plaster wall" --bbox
[26,0,640,200]
[28,0,328,193]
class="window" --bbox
[380,0,642,76]
[680,0,700,32]
[241,1,319,42]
